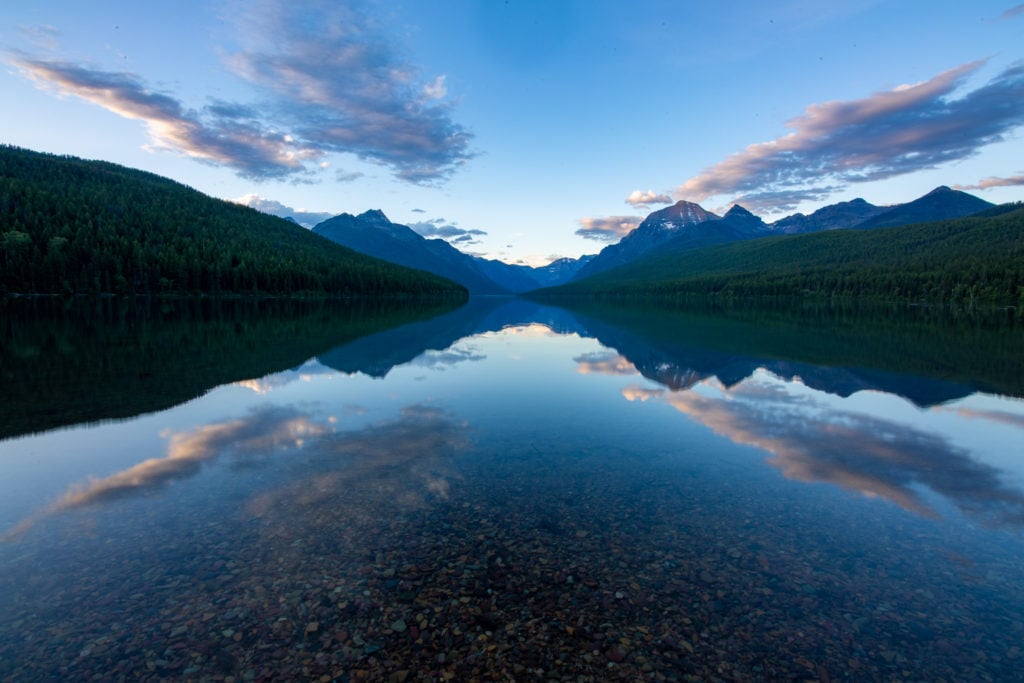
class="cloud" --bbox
[725,186,844,214]
[244,404,469,522]
[941,406,1024,429]
[625,189,672,207]
[234,194,336,227]
[335,169,364,183]
[411,346,487,370]
[1002,4,1024,19]
[575,215,642,242]
[10,54,320,180]
[624,377,1024,527]
[574,351,639,376]
[8,0,473,184]
[676,60,1024,213]
[409,219,487,244]
[225,0,474,183]
[2,407,329,540]
[411,208,426,213]
[953,174,1024,190]
[55,407,327,510]
[18,24,61,51]
[3,403,471,542]
[422,75,448,100]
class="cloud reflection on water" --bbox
[2,406,328,541]
[624,375,1024,528]
[410,346,487,371]
[573,351,639,376]
[941,406,1024,430]
[243,404,468,533]
[3,403,469,541]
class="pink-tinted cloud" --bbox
[954,174,1024,190]
[11,55,319,179]
[225,0,473,184]
[575,215,642,242]
[8,0,473,184]
[1,407,329,541]
[573,351,638,376]
[623,380,1024,527]
[676,60,1024,212]
[625,190,672,207]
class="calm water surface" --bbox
[2,298,1023,681]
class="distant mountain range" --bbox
[312,210,593,294]
[3,144,1006,301]
[310,186,998,294]
[574,185,995,280]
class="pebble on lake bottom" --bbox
[1,438,1023,682]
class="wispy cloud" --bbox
[335,169,365,183]
[225,0,474,184]
[17,24,61,51]
[10,54,320,180]
[2,407,328,540]
[1001,4,1024,19]
[624,377,1024,527]
[575,215,642,242]
[625,189,672,207]
[234,194,336,226]
[409,218,487,244]
[676,60,1024,213]
[8,0,473,184]
[953,174,1024,191]
[574,351,638,376]
[244,404,469,522]
[411,346,487,370]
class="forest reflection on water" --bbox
[1,297,1023,680]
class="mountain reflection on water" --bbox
[2,297,1023,680]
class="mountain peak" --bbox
[659,199,716,224]
[926,185,953,195]
[724,204,754,218]
[357,209,391,224]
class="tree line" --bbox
[547,206,1024,309]
[0,146,466,298]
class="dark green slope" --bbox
[543,208,1024,307]
[854,185,993,230]
[0,145,466,298]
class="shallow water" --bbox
[2,298,1023,681]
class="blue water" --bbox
[2,300,1023,680]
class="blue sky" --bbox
[2,1,1022,265]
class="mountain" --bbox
[572,201,781,281]
[470,254,597,291]
[313,210,594,294]
[770,198,885,234]
[313,210,509,294]
[0,145,465,298]
[854,185,994,229]
[571,187,995,283]
[541,206,1024,306]
[470,258,548,293]
[530,255,597,287]
[573,200,723,279]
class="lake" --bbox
[2,297,1023,681]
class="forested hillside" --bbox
[0,146,465,298]
[544,207,1024,307]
